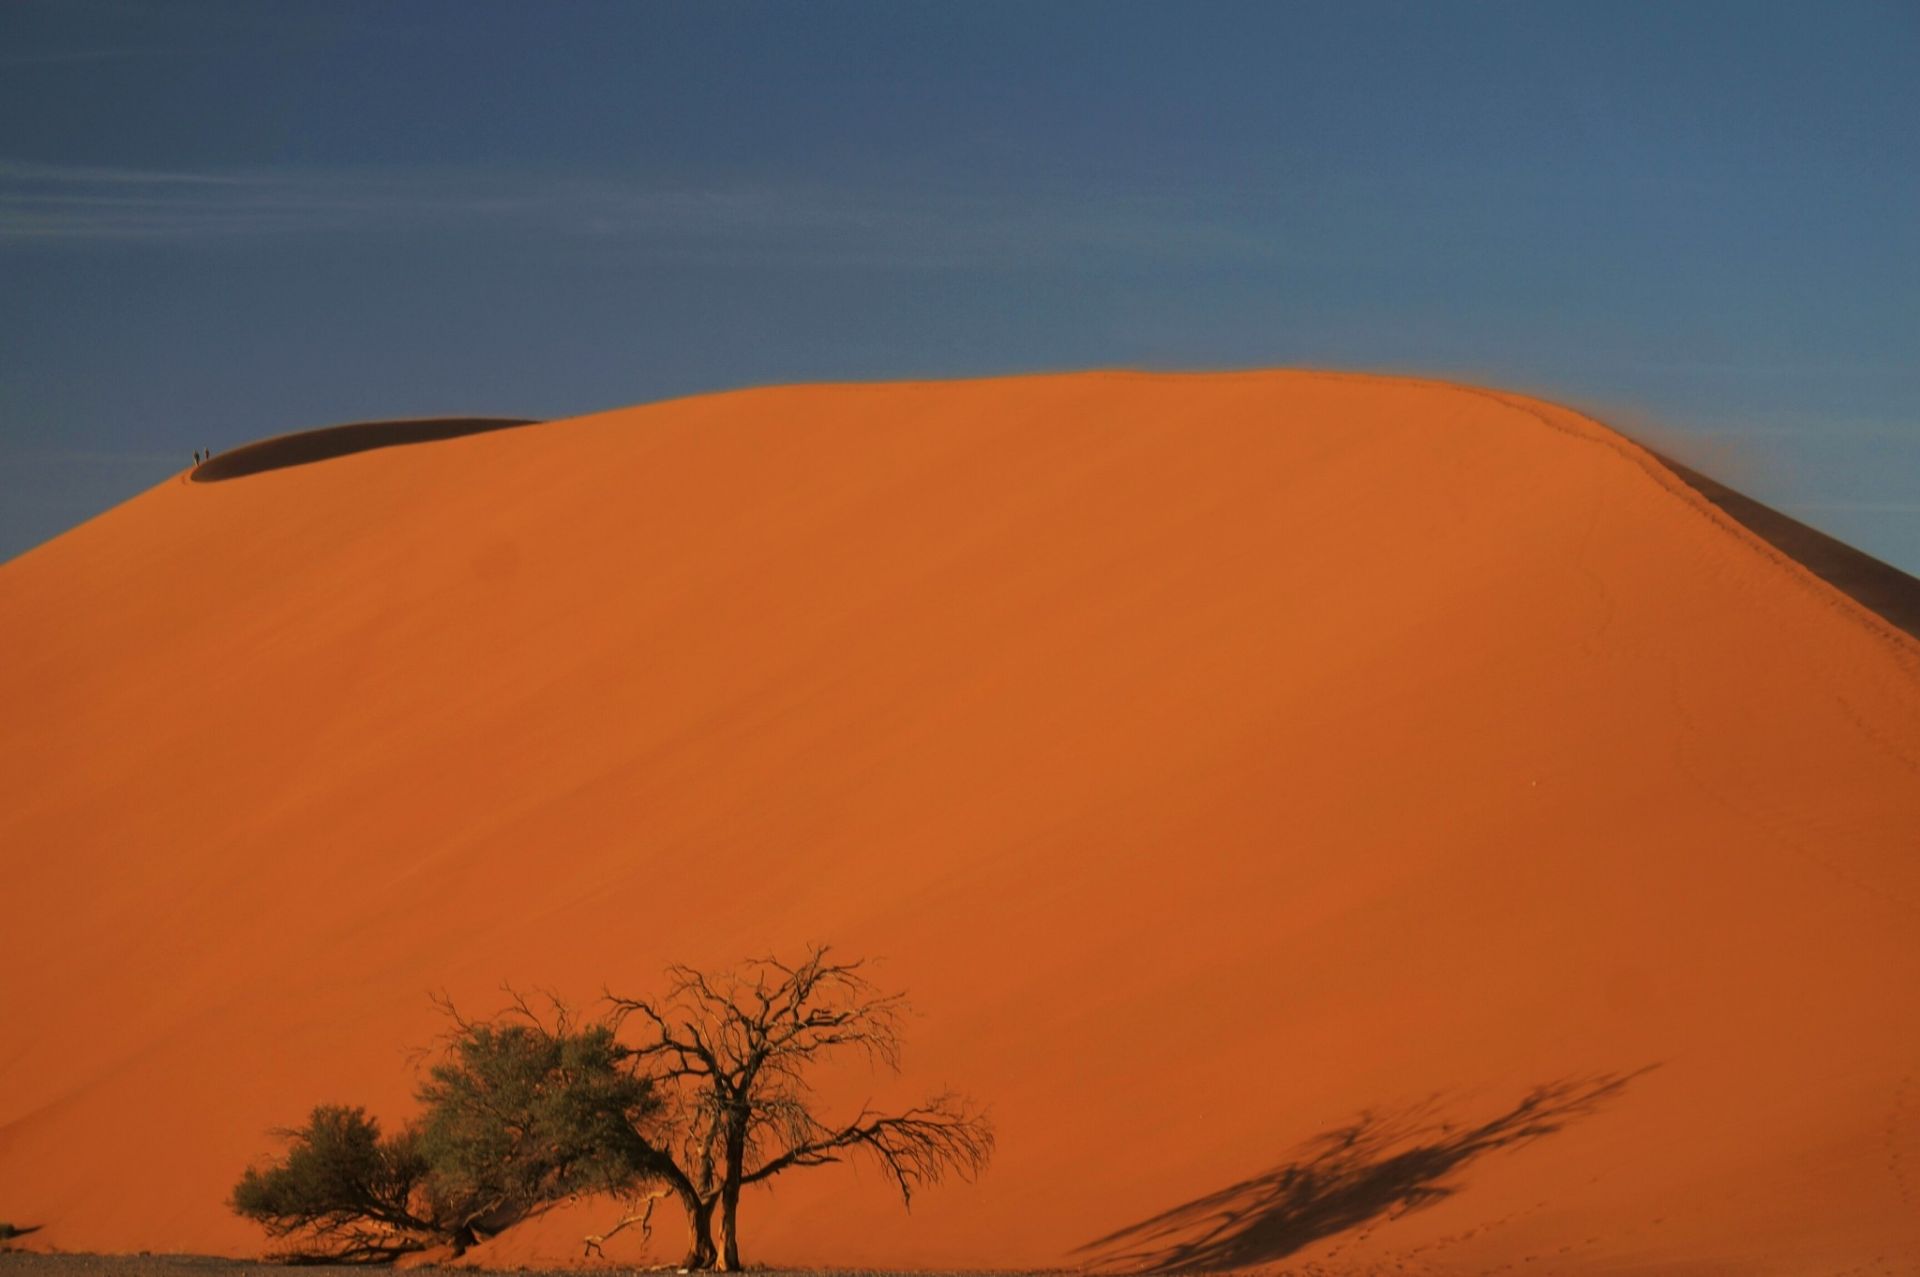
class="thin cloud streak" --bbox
[0,159,271,186]
[1797,502,1920,514]
[0,47,192,66]
[0,159,1284,269]
[1683,422,1920,440]
[5,448,182,466]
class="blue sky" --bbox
[3,1,1916,569]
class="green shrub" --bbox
[230,1105,436,1261]
[415,1013,660,1243]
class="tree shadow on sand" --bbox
[1076,1068,1654,1273]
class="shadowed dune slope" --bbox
[191,416,539,481]
[2,371,1918,1275]
[1651,453,1920,641]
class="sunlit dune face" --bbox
[2,371,1917,1274]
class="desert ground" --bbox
[0,1257,472,1277]
[0,1257,1034,1277]
[2,1257,305,1277]
[3,371,1918,1274]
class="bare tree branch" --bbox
[602,944,994,1270]
[581,1187,669,1259]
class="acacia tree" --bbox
[606,945,995,1271]
[230,1105,441,1262]
[233,998,661,1260]
[414,992,662,1252]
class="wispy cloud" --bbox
[0,159,268,187]
[1796,501,1920,514]
[0,46,193,67]
[11,448,182,466]
[0,447,184,481]
[0,161,465,239]
[1682,422,1920,440]
[0,158,1276,268]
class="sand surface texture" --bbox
[3,372,1918,1274]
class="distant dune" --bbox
[2,371,1917,1274]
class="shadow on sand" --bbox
[191,417,540,483]
[1076,1068,1653,1273]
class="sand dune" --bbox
[2,371,1917,1274]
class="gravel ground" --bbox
[0,1254,1055,1277]
[1,1258,349,1277]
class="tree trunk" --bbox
[719,1182,742,1271]
[676,1187,718,1269]
[687,1190,721,1267]
[719,1110,749,1271]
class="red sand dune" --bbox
[3,371,1918,1275]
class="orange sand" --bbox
[2,371,1918,1274]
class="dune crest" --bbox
[2,371,1917,1274]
